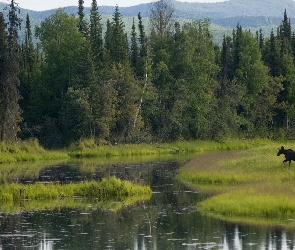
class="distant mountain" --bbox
[0,0,294,44]
[0,0,294,28]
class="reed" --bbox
[0,177,151,202]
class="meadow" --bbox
[177,141,295,226]
[0,138,265,163]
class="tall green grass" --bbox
[0,138,273,163]
[178,140,295,225]
[68,138,269,159]
[0,177,152,202]
[0,139,68,163]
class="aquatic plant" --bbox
[0,177,152,202]
[0,193,151,214]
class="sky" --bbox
[8,0,226,11]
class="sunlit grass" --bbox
[0,139,68,163]
[0,138,274,163]
[0,177,152,202]
[68,138,270,159]
[177,140,295,225]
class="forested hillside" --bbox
[1,0,295,29]
[1,0,295,147]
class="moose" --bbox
[277,146,295,165]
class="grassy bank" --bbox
[67,138,269,158]
[0,139,68,163]
[178,141,295,226]
[0,138,268,163]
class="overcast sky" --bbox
[10,0,226,11]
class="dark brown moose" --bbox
[277,146,295,165]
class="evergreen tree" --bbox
[130,18,139,75]
[0,0,22,141]
[263,30,281,77]
[170,21,186,79]
[89,0,103,70]
[104,19,112,68]
[78,0,88,38]
[0,13,6,82]
[219,35,232,94]
[104,6,129,66]
[231,24,242,77]
[19,14,41,138]
[137,12,147,78]
[280,9,291,54]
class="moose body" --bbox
[277,146,295,165]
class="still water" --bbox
[0,159,295,249]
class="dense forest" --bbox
[0,0,295,147]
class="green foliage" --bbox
[3,5,295,146]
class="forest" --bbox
[0,0,295,147]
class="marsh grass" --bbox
[68,138,269,159]
[0,177,151,202]
[0,139,68,163]
[0,138,270,163]
[178,140,295,225]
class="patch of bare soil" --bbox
[184,150,242,171]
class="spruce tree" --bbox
[109,6,129,64]
[264,30,281,77]
[279,10,292,55]
[19,14,40,138]
[0,13,6,81]
[137,12,147,78]
[130,18,139,75]
[78,0,88,38]
[219,35,232,96]
[89,0,103,70]
[0,0,22,141]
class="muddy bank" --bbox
[183,150,242,171]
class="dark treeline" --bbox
[1,0,295,147]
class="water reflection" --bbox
[40,235,54,250]
[0,160,295,249]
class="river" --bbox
[0,159,294,249]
